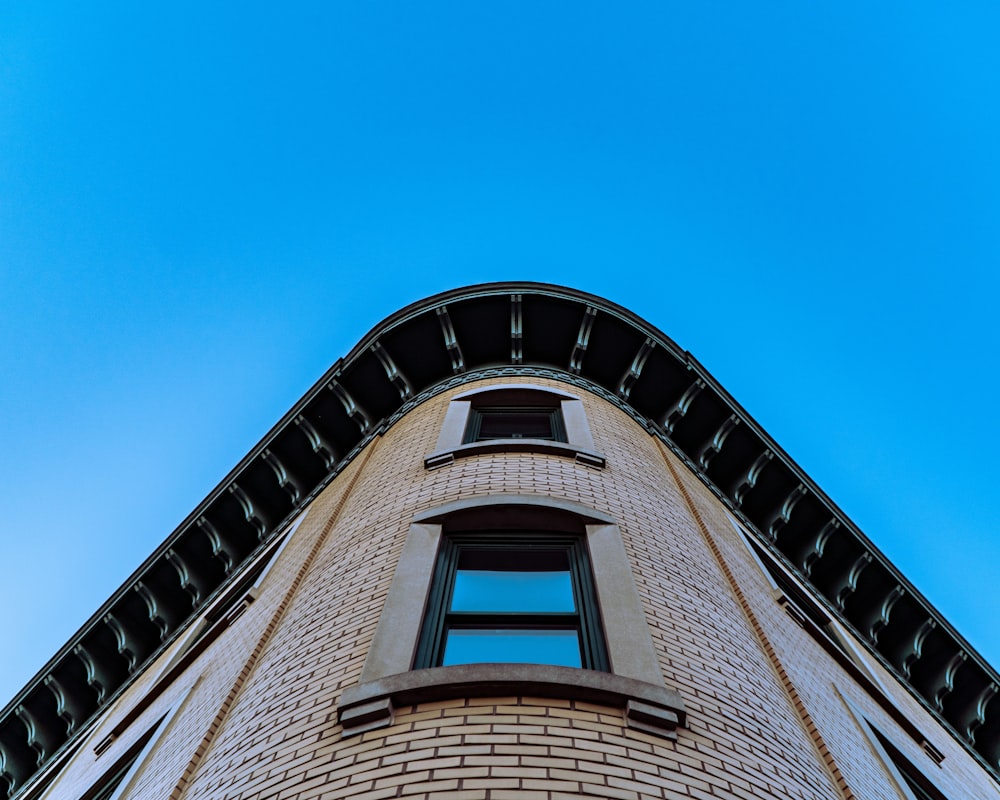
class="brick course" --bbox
[36,377,996,799]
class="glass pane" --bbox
[442,629,582,667]
[477,411,554,440]
[451,548,575,612]
[451,569,575,612]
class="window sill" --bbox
[424,440,606,470]
[338,664,685,739]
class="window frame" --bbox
[463,405,567,444]
[424,384,605,469]
[413,531,608,672]
[837,689,949,800]
[40,679,199,800]
[81,724,159,800]
[870,728,948,800]
[727,515,945,758]
[338,494,685,739]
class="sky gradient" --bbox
[2,2,998,705]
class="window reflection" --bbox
[415,533,608,671]
[451,549,574,613]
[443,629,582,667]
[478,410,558,439]
[464,407,566,442]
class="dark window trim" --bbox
[91,526,295,759]
[425,384,605,470]
[462,406,567,444]
[838,689,949,800]
[413,532,608,672]
[871,727,949,800]
[734,518,945,762]
[81,722,158,800]
[84,679,200,800]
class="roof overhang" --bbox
[1,282,997,795]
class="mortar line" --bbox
[169,437,381,800]
[656,438,857,800]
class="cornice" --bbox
[1,283,997,796]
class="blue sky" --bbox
[1,3,998,704]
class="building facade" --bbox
[2,283,997,800]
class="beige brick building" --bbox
[2,284,997,800]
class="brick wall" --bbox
[37,377,996,799]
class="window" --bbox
[837,688,948,800]
[148,514,302,690]
[413,533,607,671]
[76,716,164,800]
[728,515,886,675]
[728,515,946,753]
[870,727,948,800]
[425,383,605,469]
[338,495,685,739]
[463,406,566,443]
[87,518,303,764]
[85,751,143,800]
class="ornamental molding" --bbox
[1,282,997,797]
